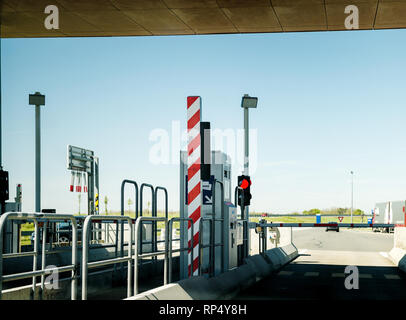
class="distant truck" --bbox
[373,201,406,233]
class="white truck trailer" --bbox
[373,200,406,233]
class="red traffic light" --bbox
[240,178,251,189]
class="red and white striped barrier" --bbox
[76,171,82,192]
[69,171,75,192]
[187,96,201,276]
[257,222,398,228]
[83,172,88,193]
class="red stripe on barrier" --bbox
[188,232,200,250]
[188,182,201,205]
[187,109,200,130]
[189,206,201,225]
[193,257,199,273]
[188,133,201,156]
[187,96,199,109]
[187,158,201,181]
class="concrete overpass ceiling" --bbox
[1,0,406,38]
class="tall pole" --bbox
[0,34,2,170]
[244,107,249,176]
[29,92,45,213]
[35,106,41,212]
[351,171,354,224]
[241,94,257,259]
[243,107,249,258]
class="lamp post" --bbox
[241,94,258,258]
[29,92,45,213]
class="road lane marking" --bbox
[278,271,294,276]
[304,272,319,277]
[299,249,308,254]
[380,252,389,259]
[359,274,372,279]
[384,274,401,280]
[332,273,345,278]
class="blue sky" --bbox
[2,29,406,214]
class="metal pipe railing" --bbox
[120,180,139,258]
[134,216,167,295]
[40,221,48,299]
[154,186,168,256]
[0,212,78,300]
[82,215,133,300]
[140,183,155,255]
[199,218,212,276]
[168,217,193,283]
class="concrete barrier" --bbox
[126,243,299,300]
[389,227,406,273]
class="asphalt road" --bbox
[236,228,406,300]
[292,227,394,252]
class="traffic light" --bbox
[237,175,252,206]
[0,170,9,203]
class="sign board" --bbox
[338,216,344,222]
[67,145,94,173]
[185,175,214,205]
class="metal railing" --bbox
[140,183,155,255]
[0,212,78,300]
[120,179,139,256]
[81,215,133,300]
[154,186,168,256]
[168,218,193,283]
[134,216,168,295]
[199,217,213,275]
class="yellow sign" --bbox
[20,222,35,248]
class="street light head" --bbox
[29,92,45,106]
[241,94,258,109]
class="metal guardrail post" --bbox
[0,212,78,300]
[31,219,39,299]
[140,183,155,255]
[154,186,168,255]
[119,180,139,274]
[82,215,133,300]
[168,217,193,283]
[199,217,212,276]
[120,180,139,242]
[40,221,48,299]
[134,216,167,295]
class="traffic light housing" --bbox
[237,175,252,207]
[0,170,9,203]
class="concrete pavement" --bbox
[236,228,406,300]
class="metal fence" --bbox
[168,217,193,283]
[81,215,133,300]
[0,212,78,300]
[134,216,168,295]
